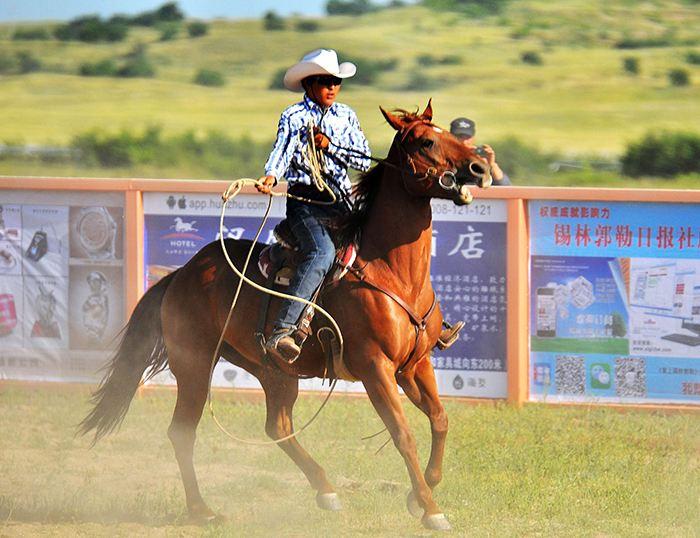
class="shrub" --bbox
[12,27,50,40]
[17,51,41,73]
[131,2,184,26]
[416,54,438,67]
[622,56,639,75]
[117,56,155,78]
[296,20,320,32]
[520,51,543,65]
[422,0,508,16]
[614,36,672,49]
[326,0,377,15]
[79,59,118,77]
[158,22,180,41]
[69,126,273,178]
[485,136,558,180]
[0,53,17,73]
[416,54,461,67]
[622,131,700,177]
[54,16,128,42]
[334,52,398,86]
[268,67,288,90]
[686,51,700,65]
[403,70,437,91]
[668,68,690,87]
[187,22,208,38]
[263,11,285,30]
[194,69,225,87]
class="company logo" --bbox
[161,217,204,242]
[590,363,611,389]
[452,375,464,390]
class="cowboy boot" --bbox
[436,320,465,350]
[265,328,301,364]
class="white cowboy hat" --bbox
[283,49,356,92]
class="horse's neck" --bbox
[360,167,433,292]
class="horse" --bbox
[79,100,490,531]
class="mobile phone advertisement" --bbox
[529,200,700,404]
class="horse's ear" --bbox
[421,99,433,121]
[380,106,405,132]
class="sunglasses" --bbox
[312,75,343,87]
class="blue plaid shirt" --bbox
[264,95,371,199]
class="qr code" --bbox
[615,357,647,397]
[555,355,585,395]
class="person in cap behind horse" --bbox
[449,117,511,185]
[433,117,511,351]
[257,49,372,364]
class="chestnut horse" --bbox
[80,101,489,531]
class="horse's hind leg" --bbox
[258,368,340,510]
[396,356,448,517]
[167,350,218,523]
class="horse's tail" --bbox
[78,270,177,445]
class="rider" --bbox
[257,48,371,363]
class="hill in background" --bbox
[0,0,698,183]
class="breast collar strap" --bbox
[345,264,437,372]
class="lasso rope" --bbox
[206,126,345,446]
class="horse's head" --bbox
[380,100,491,205]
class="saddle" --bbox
[257,219,356,286]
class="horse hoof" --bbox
[406,490,424,519]
[316,492,343,511]
[422,512,452,531]
[186,512,226,526]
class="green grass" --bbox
[531,336,629,354]
[0,0,698,171]
[0,383,698,536]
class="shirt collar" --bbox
[303,94,337,115]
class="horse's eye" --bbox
[422,139,434,149]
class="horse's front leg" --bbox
[361,359,451,531]
[396,356,448,517]
[258,369,341,511]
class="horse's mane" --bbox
[334,108,422,248]
[334,163,384,248]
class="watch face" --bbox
[77,208,115,257]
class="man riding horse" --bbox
[257,49,463,364]
[257,48,372,364]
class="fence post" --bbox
[124,188,144,316]
[507,198,529,407]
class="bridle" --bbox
[330,118,466,199]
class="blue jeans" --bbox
[274,200,339,331]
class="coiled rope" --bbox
[206,125,344,446]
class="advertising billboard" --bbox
[530,200,700,404]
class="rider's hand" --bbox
[313,128,330,150]
[256,175,276,194]
[481,144,497,167]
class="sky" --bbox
[0,1,370,22]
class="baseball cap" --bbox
[450,117,475,138]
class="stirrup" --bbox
[436,320,465,350]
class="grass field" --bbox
[0,382,698,537]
